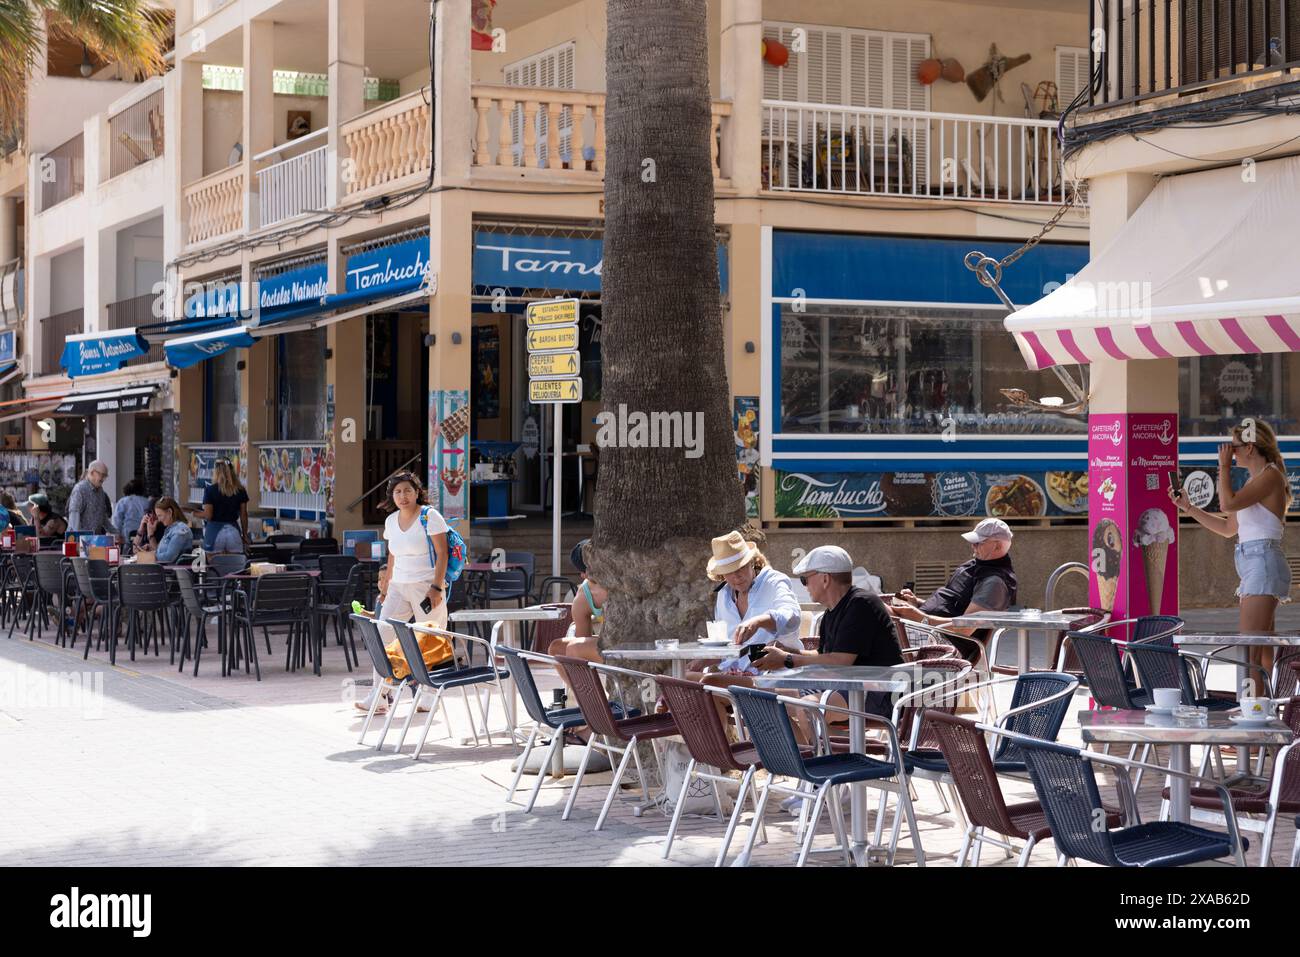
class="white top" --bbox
[713,564,802,651]
[384,506,448,583]
[1236,464,1286,543]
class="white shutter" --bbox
[887,34,930,193]
[761,25,799,103]
[1056,47,1090,110]
[504,42,577,167]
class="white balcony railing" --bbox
[255,131,328,229]
[761,100,1073,206]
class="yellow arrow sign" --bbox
[525,298,580,327]
[529,377,583,403]
[526,325,579,353]
[528,351,580,378]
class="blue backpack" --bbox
[420,507,467,583]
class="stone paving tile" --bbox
[0,617,1293,867]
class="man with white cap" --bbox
[889,518,1018,640]
[66,460,117,537]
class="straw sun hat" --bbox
[706,531,759,579]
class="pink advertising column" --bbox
[1088,413,1179,622]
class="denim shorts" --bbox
[1234,538,1292,601]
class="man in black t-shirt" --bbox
[755,546,903,731]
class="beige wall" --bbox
[202,89,331,176]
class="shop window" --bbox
[205,347,241,443]
[278,328,327,441]
[1179,353,1290,436]
[777,303,1084,435]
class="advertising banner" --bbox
[1087,413,1179,621]
[773,468,1090,520]
[430,390,470,524]
[734,397,760,518]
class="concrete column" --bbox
[0,197,16,262]
[242,19,275,232]
[719,0,762,193]
[174,60,204,255]
[240,338,274,514]
[97,415,119,500]
[327,0,365,207]
[433,0,471,183]
[327,315,365,532]
[427,189,472,520]
[29,252,50,384]
[82,117,107,334]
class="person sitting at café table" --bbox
[886,518,1017,663]
[687,530,802,680]
[25,493,67,538]
[548,539,607,661]
[135,497,194,564]
[715,546,902,742]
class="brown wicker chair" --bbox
[929,709,1123,866]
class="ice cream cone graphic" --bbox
[1093,519,1122,612]
[1134,508,1175,615]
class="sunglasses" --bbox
[799,573,822,586]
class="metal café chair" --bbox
[730,686,924,868]
[311,562,366,671]
[71,557,113,657]
[174,567,227,676]
[351,615,431,750]
[32,552,69,644]
[500,647,635,813]
[988,725,1249,867]
[553,657,679,830]
[387,621,512,758]
[1157,697,1300,865]
[929,710,1124,866]
[115,564,175,665]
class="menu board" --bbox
[773,468,1091,519]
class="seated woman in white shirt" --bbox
[687,530,802,680]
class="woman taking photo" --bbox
[202,460,249,553]
[1172,418,1291,678]
[356,471,450,714]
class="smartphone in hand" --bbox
[1167,470,1181,493]
[746,643,767,662]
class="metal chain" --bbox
[963,183,1078,305]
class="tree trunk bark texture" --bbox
[593,0,745,647]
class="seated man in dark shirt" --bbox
[754,545,903,735]
[888,518,1017,662]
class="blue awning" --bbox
[163,325,256,369]
[60,330,148,378]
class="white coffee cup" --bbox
[706,620,728,643]
[1153,687,1181,711]
[1239,697,1273,719]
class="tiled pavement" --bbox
[0,608,1293,867]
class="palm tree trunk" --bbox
[594,0,744,647]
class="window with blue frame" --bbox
[777,303,1087,436]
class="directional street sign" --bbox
[528,351,580,378]
[529,377,583,403]
[525,298,580,327]
[526,324,579,353]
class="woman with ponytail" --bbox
[1172,418,1291,677]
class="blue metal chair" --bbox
[992,728,1248,867]
[351,614,418,750]
[1064,631,1152,709]
[499,647,636,813]
[730,686,924,867]
[387,620,511,759]
[1124,641,1240,711]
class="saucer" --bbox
[1229,714,1271,725]
[697,637,732,646]
[1144,704,1176,716]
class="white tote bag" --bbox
[660,741,734,817]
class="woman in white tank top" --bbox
[1171,418,1291,679]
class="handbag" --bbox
[660,741,733,817]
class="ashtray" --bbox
[654,639,680,651]
[1172,704,1208,722]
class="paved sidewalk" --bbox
[0,613,1292,867]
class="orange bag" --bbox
[385,628,454,680]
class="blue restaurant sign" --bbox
[164,326,257,370]
[60,330,148,378]
[0,329,15,366]
[344,237,430,297]
[473,230,728,293]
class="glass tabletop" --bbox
[1078,708,1294,745]
[602,642,741,661]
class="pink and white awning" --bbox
[1006,156,1300,370]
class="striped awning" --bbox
[1005,155,1300,370]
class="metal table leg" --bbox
[848,688,868,865]
[1016,627,1030,675]
[1168,742,1191,823]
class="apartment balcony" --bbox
[761,101,1071,205]
[183,164,244,246]
[1082,0,1300,115]
[339,90,434,199]
[255,130,327,229]
[107,88,164,180]
[0,259,22,328]
[39,134,85,212]
[41,309,82,376]
[105,294,166,366]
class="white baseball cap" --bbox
[792,545,854,576]
[961,518,1014,544]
